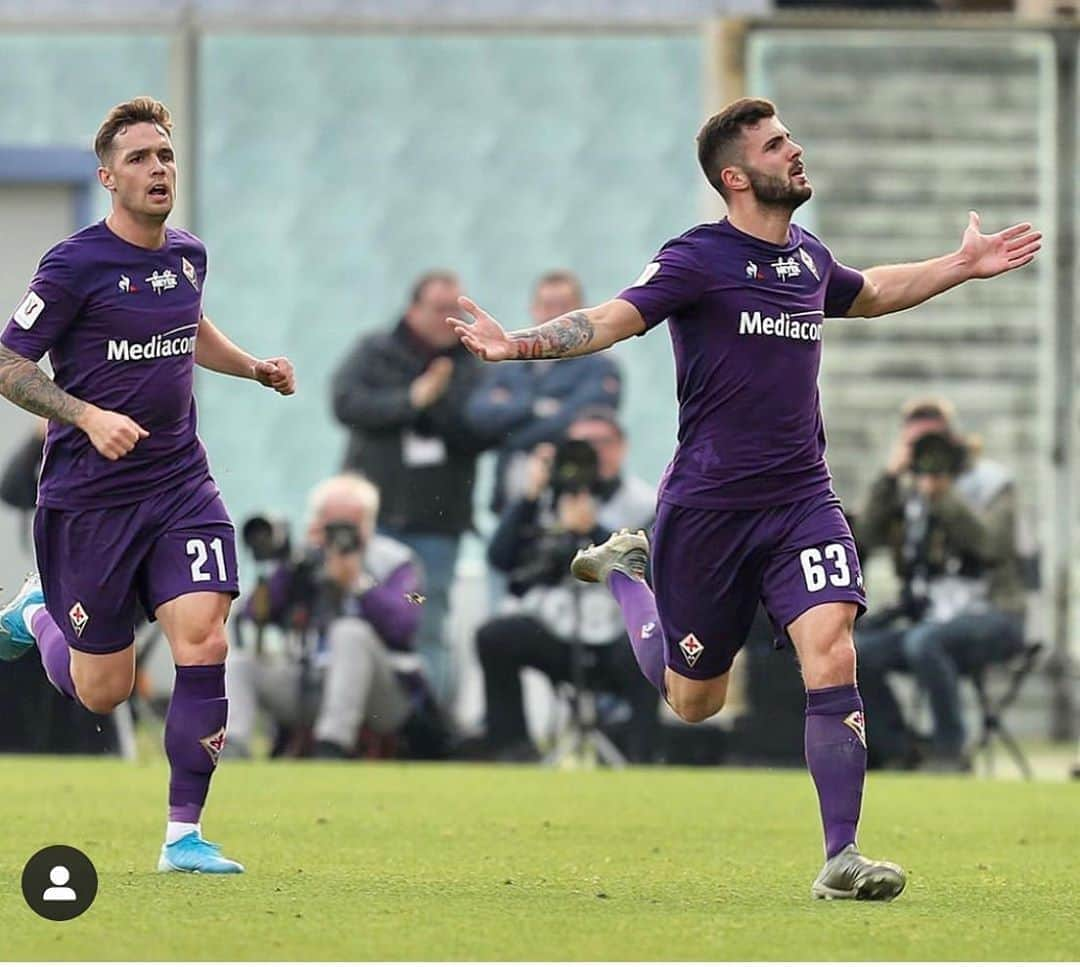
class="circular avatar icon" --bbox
[21,845,98,921]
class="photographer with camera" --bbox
[473,407,658,762]
[226,473,448,760]
[854,397,1027,771]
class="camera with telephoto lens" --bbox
[909,431,967,478]
[550,438,601,499]
[241,513,292,563]
[240,514,362,631]
[507,439,601,594]
[323,520,363,556]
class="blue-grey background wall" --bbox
[197,32,700,535]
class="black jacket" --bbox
[331,320,493,536]
[1,430,43,511]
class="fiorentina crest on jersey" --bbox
[798,246,820,281]
[843,710,867,748]
[678,632,704,668]
[181,257,199,291]
[200,727,227,765]
[68,601,89,637]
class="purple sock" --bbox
[608,571,667,697]
[165,664,228,824]
[31,608,78,701]
[805,683,867,859]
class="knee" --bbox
[667,678,727,724]
[75,680,132,715]
[329,616,377,647]
[827,636,858,681]
[669,692,725,724]
[175,624,229,665]
[813,633,857,685]
[327,618,379,663]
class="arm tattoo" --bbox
[0,346,86,425]
[509,311,594,360]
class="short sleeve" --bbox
[0,247,84,362]
[824,261,865,318]
[616,238,710,332]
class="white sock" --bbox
[166,821,201,845]
[21,604,43,636]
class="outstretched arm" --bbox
[196,314,296,395]
[847,211,1041,318]
[448,297,644,362]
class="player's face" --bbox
[531,281,580,323]
[100,122,177,221]
[738,117,811,211]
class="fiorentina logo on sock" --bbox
[68,602,89,637]
[678,632,704,668]
[843,710,867,748]
[200,727,227,765]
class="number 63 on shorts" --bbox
[799,543,854,592]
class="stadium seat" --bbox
[968,640,1044,779]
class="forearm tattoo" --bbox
[0,346,86,425]
[509,311,594,359]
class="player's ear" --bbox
[720,164,748,195]
[97,166,116,192]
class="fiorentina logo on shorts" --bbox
[843,710,867,748]
[678,632,704,668]
[68,602,89,637]
[200,727,227,765]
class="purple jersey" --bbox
[617,219,864,510]
[1,221,211,510]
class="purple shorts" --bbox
[33,477,240,654]
[651,491,866,680]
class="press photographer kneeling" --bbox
[226,474,448,759]
[474,408,658,762]
[855,398,1027,771]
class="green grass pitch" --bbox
[1,757,1078,961]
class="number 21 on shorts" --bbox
[186,537,229,583]
[799,543,851,592]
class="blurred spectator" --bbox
[0,418,45,514]
[466,270,622,515]
[473,408,658,762]
[331,271,493,708]
[226,474,449,760]
[854,397,1027,771]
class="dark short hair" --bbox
[570,405,624,439]
[696,97,777,199]
[409,270,458,306]
[95,96,173,165]
[533,270,584,306]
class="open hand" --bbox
[960,211,1041,280]
[447,296,515,362]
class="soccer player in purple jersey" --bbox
[448,97,1040,900]
[0,97,296,874]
